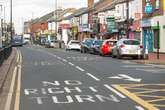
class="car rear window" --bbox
[123,40,140,45]
[106,41,117,45]
[71,41,80,44]
[94,40,103,45]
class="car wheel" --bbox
[117,51,121,59]
[112,51,115,58]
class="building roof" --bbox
[62,7,88,21]
[56,8,77,22]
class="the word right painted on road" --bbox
[24,80,122,105]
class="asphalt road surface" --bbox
[17,45,165,110]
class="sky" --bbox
[3,0,92,34]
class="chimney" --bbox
[88,0,94,7]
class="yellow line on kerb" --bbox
[112,85,159,110]
[14,50,22,110]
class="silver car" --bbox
[112,39,143,59]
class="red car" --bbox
[100,39,117,56]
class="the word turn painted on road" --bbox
[24,80,123,105]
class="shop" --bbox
[142,19,153,53]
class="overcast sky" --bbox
[3,0,92,34]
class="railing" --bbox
[0,45,12,66]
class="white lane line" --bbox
[76,66,85,72]
[57,57,61,60]
[4,66,18,110]
[135,106,145,110]
[104,84,126,99]
[86,73,100,81]
[62,59,68,62]
[68,62,75,66]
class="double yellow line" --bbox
[14,49,22,110]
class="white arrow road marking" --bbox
[108,74,142,82]
[119,74,142,82]
[135,106,145,110]
[109,76,123,79]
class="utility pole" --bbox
[10,0,12,44]
[0,5,2,48]
[157,21,160,59]
[126,0,129,39]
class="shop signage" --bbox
[59,24,71,29]
[164,0,165,11]
[143,0,163,17]
[145,2,153,14]
[141,19,152,27]
[106,17,117,33]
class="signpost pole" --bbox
[157,21,160,59]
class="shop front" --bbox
[142,19,153,53]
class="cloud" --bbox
[11,0,87,33]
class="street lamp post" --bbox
[126,0,129,39]
[0,5,2,48]
[10,0,12,44]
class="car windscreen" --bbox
[123,40,140,45]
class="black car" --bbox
[80,38,94,53]
[89,40,103,54]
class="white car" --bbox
[112,39,144,59]
[66,40,81,51]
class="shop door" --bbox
[143,29,153,53]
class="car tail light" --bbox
[140,45,143,48]
[120,44,125,48]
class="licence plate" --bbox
[129,50,136,54]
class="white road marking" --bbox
[104,84,126,99]
[4,67,17,110]
[135,106,145,110]
[57,57,61,60]
[136,68,165,73]
[122,65,153,68]
[68,62,75,66]
[86,73,100,81]
[62,59,68,62]
[76,66,85,72]
[108,74,142,82]
[119,74,142,82]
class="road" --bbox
[15,45,165,110]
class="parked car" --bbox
[100,39,117,56]
[45,40,55,48]
[80,38,94,53]
[112,39,143,59]
[89,40,103,54]
[66,40,81,51]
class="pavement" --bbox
[0,47,17,92]
[12,45,165,110]
[0,47,18,110]
[134,53,165,66]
